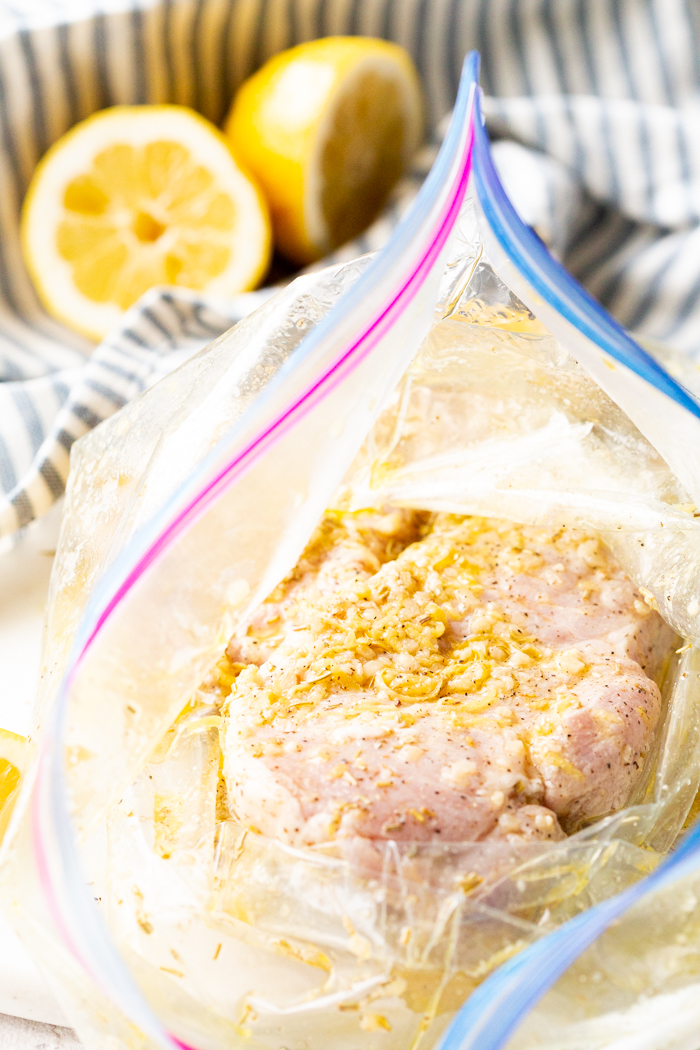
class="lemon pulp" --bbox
[319,69,407,248]
[57,141,238,309]
[226,37,423,265]
[22,106,271,340]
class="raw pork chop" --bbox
[221,511,676,847]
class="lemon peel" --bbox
[0,728,27,843]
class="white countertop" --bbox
[0,1012,80,1048]
[0,503,81,1043]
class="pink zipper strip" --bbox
[32,91,475,1050]
[77,116,474,678]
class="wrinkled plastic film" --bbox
[71,209,700,1047]
[433,68,700,1050]
[56,69,476,838]
[4,50,700,1050]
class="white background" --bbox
[0,503,82,1046]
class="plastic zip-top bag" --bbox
[434,67,700,1050]
[0,55,477,1050]
[4,53,700,1050]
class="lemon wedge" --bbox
[22,105,272,341]
[225,37,423,265]
[0,729,27,843]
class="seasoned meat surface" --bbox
[225,507,430,669]
[221,512,675,847]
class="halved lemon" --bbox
[0,729,27,843]
[22,105,272,341]
[225,37,423,266]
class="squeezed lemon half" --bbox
[225,36,423,265]
[0,729,27,843]
[22,105,272,341]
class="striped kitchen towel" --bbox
[2,0,700,544]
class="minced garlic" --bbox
[223,516,621,746]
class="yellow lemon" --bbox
[22,105,272,341]
[225,37,423,265]
[0,728,27,843]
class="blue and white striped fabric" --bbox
[2,0,700,542]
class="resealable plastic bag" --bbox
[5,54,700,1050]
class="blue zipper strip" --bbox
[471,56,700,419]
[438,52,700,1050]
[438,816,700,1050]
